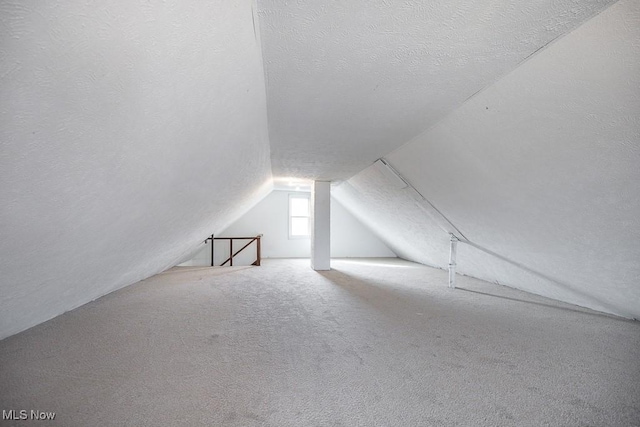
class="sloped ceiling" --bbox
[334,0,640,318]
[1,0,637,340]
[0,1,272,339]
[258,0,616,180]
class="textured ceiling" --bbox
[334,0,640,318]
[258,0,616,180]
[0,0,632,341]
[0,0,272,339]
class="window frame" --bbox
[288,193,311,239]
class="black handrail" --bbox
[205,235,262,267]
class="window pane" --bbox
[291,198,309,217]
[291,217,309,236]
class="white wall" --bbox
[334,0,640,318]
[331,194,395,258]
[0,1,272,339]
[181,190,395,265]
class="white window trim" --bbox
[288,193,310,239]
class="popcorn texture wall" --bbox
[1,0,638,340]
[0,1,272,339]
[258,0,617,180]
[334,0,640,318]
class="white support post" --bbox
[310,181,331,271]
[448,234,458,288]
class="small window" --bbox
[289,194,310,238]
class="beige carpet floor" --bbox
[1,258,639,426]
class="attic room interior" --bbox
[1,0,639,425]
